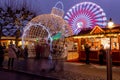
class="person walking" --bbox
[23,45,28,59]
[35,43,41,59]
[49,41,58,72]
[84,43,91,64]
[0,43,5,67]
[61,44,68,60]
[60,44,68,71]
[8,42,17,68]
[99,44,106,65]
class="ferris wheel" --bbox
[64,2,107,34]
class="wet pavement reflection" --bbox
[1,58,120,80]
[0,70,57,80]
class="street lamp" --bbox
[108,18,114,29]
[107,18,114,80]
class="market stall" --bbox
[72,26,120,64]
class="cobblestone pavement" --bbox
[2,58,120,80]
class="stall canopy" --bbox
[74,25,120,38]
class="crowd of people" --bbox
[0,41,28,68]
[34,39,68,71]
[0,40,68,72]
[35,42,50,59]
[0,39,108,73]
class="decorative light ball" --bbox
[22,1,74,58]
[24,14,72,42]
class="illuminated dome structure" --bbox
[22,5,73,43]
[64,2,107,34]
[29,14,72,37]
[22,1,73,57]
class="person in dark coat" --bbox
[99,44,106,65]
[35,43,41,59]
[84,44,91,64]
[0,43,5,67]
[23,45,28,59]
[8,42,17,68]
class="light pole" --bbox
[107,18,114,80]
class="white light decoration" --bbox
[51,1,64,17]
[77,22,83,28]
[64,2,107,35]
[108,21,114,29]
[22,1,73,57]
[22,22,53,50]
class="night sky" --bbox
[0,0,120,24]
[37,0,120,24]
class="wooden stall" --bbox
[69,25,120,64]
[0,37,22,48]
[65,37,79,61]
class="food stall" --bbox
[71,26,120,64]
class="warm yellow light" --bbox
[25,41,28,45]
[108,21,114,29]
[8,40,10,44]
[19,41,22,46]
[73,34,104,38]
[107,18,114,29]
[13,41,15,44]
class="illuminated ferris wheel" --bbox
[64,2,107,34]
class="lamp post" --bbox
[107,18,114,80]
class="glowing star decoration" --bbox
[64,2,107,35]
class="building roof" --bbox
[75,25,120,37]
